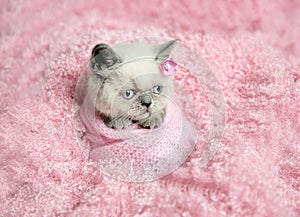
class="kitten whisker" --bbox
[118,112,133,122]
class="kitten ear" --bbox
[90,43,122,73]
[155,39,178,61]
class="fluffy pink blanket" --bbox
[1,0,299,216]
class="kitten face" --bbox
[89,40,177,128]
[95,59,173,120]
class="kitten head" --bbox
[89,40,177,121]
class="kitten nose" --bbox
[142,102,151,108]
[139,94,152,108]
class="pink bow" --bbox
[160,59,177,76]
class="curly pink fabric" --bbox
[82,101,183,162]
[0,0,299,216]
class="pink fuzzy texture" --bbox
[1,0,300,216]
[83,101,183,162]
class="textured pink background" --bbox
[0,0,300,216]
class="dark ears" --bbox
[155,39,178,61]
[90,39,178,74]
[90,43,122,72]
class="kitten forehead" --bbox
[118,59,160,75]
[117,59,164,90]
[110,59,172,91]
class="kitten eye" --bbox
[122,90,135,99]
[152,85,162,94]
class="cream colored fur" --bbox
[88,40,177,129]
[95,59,173,128]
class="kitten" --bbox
[87,40,177,129]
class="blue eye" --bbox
[152,85,162,94]
[122,90,135,99]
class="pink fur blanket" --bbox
[1,0,299,216]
